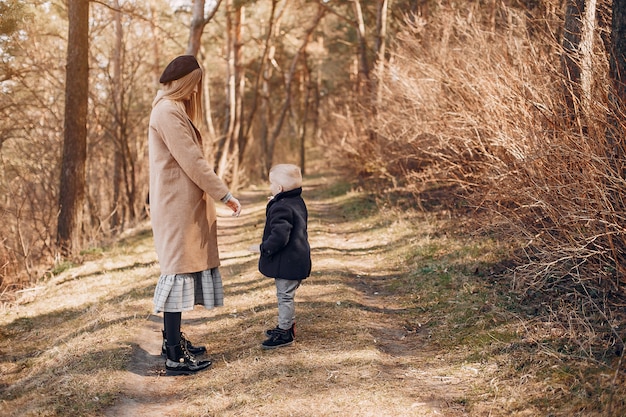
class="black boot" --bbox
[265,322,296,338]
[165,340,212,376]
[162,330,207,356]
[261,327,295,350]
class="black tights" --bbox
[163,312,182,347]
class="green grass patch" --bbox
[51,260,74,276]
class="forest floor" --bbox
[0,159,622,416]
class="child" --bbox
[252,164,311,349]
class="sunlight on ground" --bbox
[0,173,544,417]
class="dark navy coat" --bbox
[259,187,311,280]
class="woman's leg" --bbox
[160,273,207,355]
[163,310,212,375]
[163,311,182,347]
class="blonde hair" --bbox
[161,68,203,125]
[269,164,302,191]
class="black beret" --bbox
[159,55,201,84]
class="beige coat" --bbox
[148,92,229,275]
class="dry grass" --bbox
[321,3,626,413]
[1,155,623,416]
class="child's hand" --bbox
[248,244,261,253]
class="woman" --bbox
[149,55,242,376]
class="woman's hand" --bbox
[226,196,242,217]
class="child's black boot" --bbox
[165,340,212,376]
[265,322,296,338]
[261,327,295,349]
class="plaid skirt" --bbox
[153,267,224,313]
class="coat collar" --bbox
[270,187,302,203]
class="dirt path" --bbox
[104,320,172,417]
[99,175,476,416]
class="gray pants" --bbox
[275,278,301,330]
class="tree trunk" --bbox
[374,0,389,105]
[607,0,626,276]
[611,0,626,108]
[187,0,222,163]
[186,0,222,56]
[217,0,243,183]
[57,0,89,256]
[259,43,273,175]
[264,5,325,173]
[609,0,626,164]
[201,52,217,156]
[580,0,596,115]
[108,0,137,233]
[353,0,370,95]
[241,0,281,168]
[561,0,585,119]
[148,1,162,86]
[111,0,124,231]
[298,61,312,175]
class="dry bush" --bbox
[323,4,553,204]
[0,238,18,291]
[0,133,61,296]
[324,1,626,375]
